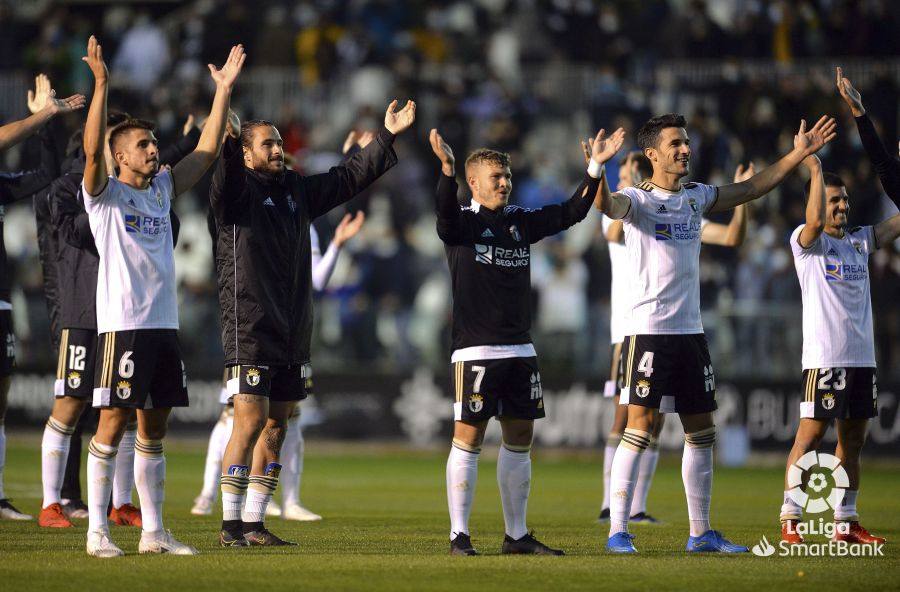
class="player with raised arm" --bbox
[777,74,900,546]
[431,125,624,556]
[596,150,752,524]
[0,75,78,521]
[596,112,835,554]
[211,101,409,547]
[80,35,243,557]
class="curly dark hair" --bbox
[637,113,687,150]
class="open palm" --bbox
[82,35,108,81]
[589,127,626,165]
[385,100,416,135]
[209,45,246,89]
[794,116,837,156]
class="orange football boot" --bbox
[109,503,143,527]
[781,520,804,544]
[833,522,886,545]
[38,503,74,528]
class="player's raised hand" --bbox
[82,35,108,82]
[209,44,246,90]
[580,139,592,165]
[334,211,366,247]
[429,128,455,176]
[794,116,837,157]
[733,162,755,183]
[27,74,52,114]
[385,100,416,135]
[836,67,865,117]
[589,127,626,165]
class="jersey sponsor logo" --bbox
[635,379,650,398]
[821,392,835,410]
[475,244,529,268]
[480,228,494,238]
[655,222,700,241]
[656,204,668,214]
[824,261,867,282]
[509,225,521,242]
[67,371,82,389]
[245,367,261,387]
[116,380,132,400]
[468,393,484,413]
[124,214,170,236]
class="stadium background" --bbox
[0,0,899,455]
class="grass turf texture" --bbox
[0,434,897,591]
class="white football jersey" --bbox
[83,170,178,333]
[620,181,718,335]
[601,215,628,343]
[790,224,877,369]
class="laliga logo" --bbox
[786,451,849,513]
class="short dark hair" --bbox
[107,110,131,128]
[464,148,511,175]
[240,120,277,148]
[804,171,846,201]
[637,113,687,150]
[109,118,155,153]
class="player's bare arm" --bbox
[874,214,900,247]
[710,116,836,213]
[81,35,109,197]
[586,128,629,218]
[0,74,85,152]
[429,128,455,177]
[797,155,826,248]
[701,163,753,246]
[172,44,246,196]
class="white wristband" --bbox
[587,160,604,179]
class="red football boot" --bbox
[38,503,74,528]
[833,522,886,545]
[109,503,143,527]
[781,520,804,544]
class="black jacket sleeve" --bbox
[209,135,247,223]
[855,114,900,205]
[160,126,201,167]
[302,127,398,220]
[0,125,61,205]
[50,178,97,254]
[435,173,466,244]
[519,174,600,244]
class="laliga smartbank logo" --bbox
[751,452,883,558]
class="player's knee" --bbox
[839,430,867,452]
[140,424,167,440]
[684,426,716,448]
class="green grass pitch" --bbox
[1,434,897,591]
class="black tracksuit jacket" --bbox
[435,172,600,352]
[210,127,398,367]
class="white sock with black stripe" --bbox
[609,428,650,536]
[42,417,76,508]
[683,427,715,537]
[447,439,480,540]
[134,437,166,533]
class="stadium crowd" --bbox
[1,0,898,379]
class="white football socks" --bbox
[497,443,531,540]
[221,465,249,522]
[112,426,136,508]
[41,417,75,508]
[281,414,303,508]
[134,437,165,533]
[87,438,117,532]
[609,428,649,536]
[780,490,803,522]
[631,437,660,516]
[683,427,715,537]
[601,434,620,512]
[243,467,279,525]
[834,489,859,522]
[200,412,233,501]
[446,440,479,540]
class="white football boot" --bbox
[139,530,199,555]
[86,529,124,558]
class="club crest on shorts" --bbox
[821,392,835,410]
[468,393,484,413]
[116,380,132,400]
[67,371,82,389]
[245,367,261,387]
[635,379,651,398]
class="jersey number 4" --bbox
[638,352,654,377]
